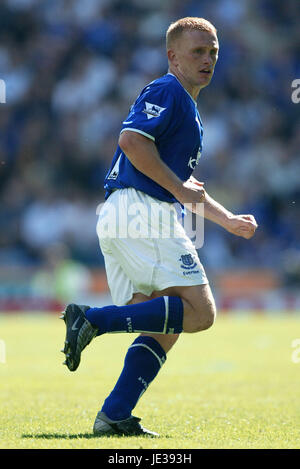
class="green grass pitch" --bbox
[0,312,300,449]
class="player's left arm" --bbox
[187,175,258,239]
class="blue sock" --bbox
[85,296,183,335]
[101,335,167,421]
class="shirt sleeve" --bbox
[120,83,176,142]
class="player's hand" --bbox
[224,214,258,239]
[185,176,205,191]
[176,179,206,211]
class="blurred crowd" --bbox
[0,0,299,287]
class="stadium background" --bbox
[0,0,299,313]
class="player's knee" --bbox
[184,301,216,333]
[198,304,216,331]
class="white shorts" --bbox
[97,188,208,306]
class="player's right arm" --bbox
[119,130,205,204]
[119,131,257,240]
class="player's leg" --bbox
[61,282,215,434]
[61,231,214,373]
[84,187,214,339]
[150,283,217,333]
[61,189,214,435]
[61,271,213,375]
[97,292,180,431]
[94,284,215,434]
[124,283,216,349]
[62,287,214,435]
[128,292,180,353]
[83,283,215,338]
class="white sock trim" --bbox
[128,343,164,367]
[163,296,169,334]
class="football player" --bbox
[61,17,257,436]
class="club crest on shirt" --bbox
[143,102,166,119]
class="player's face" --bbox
[169,29,219,97]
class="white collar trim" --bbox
[167,72,197,105]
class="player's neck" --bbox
[168,68,201,102]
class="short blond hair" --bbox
[166,17,217,49]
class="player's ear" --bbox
[167,48,178,67]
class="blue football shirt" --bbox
[104,73,204,203]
